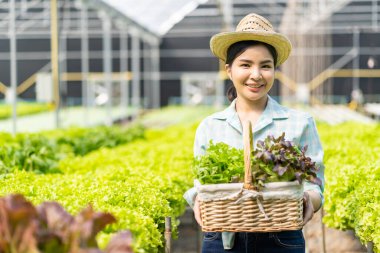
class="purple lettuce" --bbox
[252,132,321,189]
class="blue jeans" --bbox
[202,230,305,253]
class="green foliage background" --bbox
[319,122,380,252]
[0,104,378,252]
[0,106,214,252]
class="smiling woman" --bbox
[183,13,325,253]
[225,41,276,126]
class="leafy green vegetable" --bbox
[320,122,380,252]
[193,141,244,184]
[194,133,321,189]
[253,133,321,188]
[0,123,197,252]
[52,124,145,156]
[0,134,61,174]
[0,102,51,120]
[0,104,376,252]
[0,124,145,175]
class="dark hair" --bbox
[226,41,278,102]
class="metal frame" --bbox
[0,0,378,37]
[0,0,379,112]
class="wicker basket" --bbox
[197,121,304,232]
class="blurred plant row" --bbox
[0,102,52,120]
[0,124,145,174]
[0,110,201,252]
[0,104,378,252]
[319,122,380,252]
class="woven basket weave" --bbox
[198,121,304,232]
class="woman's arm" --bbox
[303,190,322,225]
[183,120,208,223]
[193,195,203,226]
[300,116,325,224]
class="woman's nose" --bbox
[250,68,261,80]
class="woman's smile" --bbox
[245,83,265,89]
[225,44,275,104]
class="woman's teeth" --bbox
[246,84,263,88]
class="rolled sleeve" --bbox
[183,187,197,208]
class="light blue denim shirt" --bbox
[183,95,325,249]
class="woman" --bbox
[184,13,324,253]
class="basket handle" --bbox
[243,120,255,190]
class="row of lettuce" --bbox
[0,124,145,174]
[0,102,51,119]
[0,106,215,252]
[0,106,378,252]
[0,123,196,252]
[318,122,379,252]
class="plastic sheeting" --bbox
[100,0,208,36]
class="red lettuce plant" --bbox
[0,194,39,253]
[0,194,133,253]
[105,231,133,253]
[253,132,322,188]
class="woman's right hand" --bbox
[193,196,203,226]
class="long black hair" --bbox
[225,41,278,102]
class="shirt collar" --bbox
[211,95,289,133]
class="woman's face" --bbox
[226,44,275,103]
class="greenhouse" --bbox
[0,0,379,252]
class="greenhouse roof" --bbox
[0,0,379,39]
[95,0,209,37]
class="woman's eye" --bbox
[241,64,250,67]
[262,65,272,69]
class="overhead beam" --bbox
[0,0,43,29]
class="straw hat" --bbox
[210,13,292,66]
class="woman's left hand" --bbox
[302,191,314,225]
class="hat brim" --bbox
[210,31,292,67]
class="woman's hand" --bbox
[302,190,322,225]
[193,195,203,227]
[302,191,314,225]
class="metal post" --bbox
[367,241,374,253]
[101,12,113,126]
[9,0,17,135]
[59,33,66,119]
[353,27,360,91]
[181,76,188,105]
[59,0,69,110]
[151,38,160,108]
[120,26,129,113]
[165,217,172,253]
[372,0,378,30]
[21,0,27,13]
[131,28,140,108]
[81,4,89,125]
[321,207,327,253]
[143,40,150,108]
[50,0,60,128]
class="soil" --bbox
[172,207,368,253]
